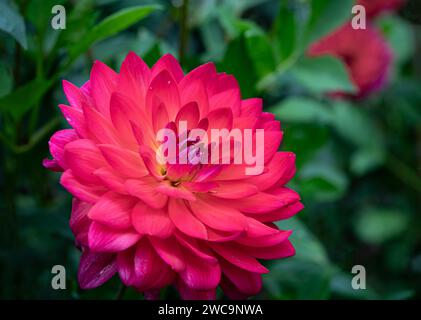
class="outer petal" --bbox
[168,199,208,240]
[90,60,118,118]
[88,221,141,252]
[87,192,136,229]
[132,201,175,238]
[60,170,105,204]
[48,129,78,170]
[78,249,117,289]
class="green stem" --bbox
[0,117,60,154]
[386,154,421,194]
[115,283,126,300]
[179,0,189,68]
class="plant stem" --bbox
[179,0,189,68]
[115,283,127,300]
[386,154,421,194]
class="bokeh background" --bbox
[0,0,420,299]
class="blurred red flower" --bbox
[308,24,393,98]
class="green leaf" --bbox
[68,5,161,62]
[304,0,353,46]
[218,34,258,98]
[289,56,356,94]
[245,29,276,78]
[270,97,332,124]
[330,102,386,174]
[277,217,330,266]
[27,0,65,34]
[378,15,415,65]
[281,124,329,168]
[0,1,27,49]
[299,162,348,202]
[0,63,13,97]
[330,272,379,300]
[265,217,333,299]
[273,0,297,62]
[354,208,409,245]
[0,78,53,120]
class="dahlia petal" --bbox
[220,260,262,297]
[237,230,293,247]
[116,247,138,286]
[48,129,78,170]
[213,73,240,93]
[179,247,221,291]
[183,181,218,193]
[179,81,209,117]
[151,53,184,82]
[209,88,241,117]
[189,196,247,232]
[168,199,208,240]
[231,188,300,214]
[180,62,217,89]
[125,178,168,209]
[152,102,169,133]
[93,167,127,194]
[138,145,165,180]
[177,279,216,300]
[249,202,304,222]
[60,170,105,204]
[59,104,88,137]
[175,102,200,130]
[194,164,224,182]
[210,243,268,273]
[246,239,295,260]
[63,80,85,109]
[64,139,106,184]
[118,52,150,105]
[70,198,92,246]
[149,237,185,272]
[90,60,118,118]
[247,152,296,191]
[132,201,175,238]
[146,70,180,120]
[156,182,196,201]
[212,181,258,199]
[263,131,283,163]
[232,116,258,130]
[207,228,245,242]
[88,221,141,252]
[245,218,280,237]
[87,192,136,229]
[175,233,216,263]
[78,249,117,289]
[82,104,121,145]
[109,93,142,148]
[134,239,175,290]
[240,98,262,118]
[220,276,250,300]
[98,144,148,178]
[206,108,233,131]
[42,159,62,172]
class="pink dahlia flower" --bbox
[308,24,393,98]
[43,53,302,299]
[358,0,405,18]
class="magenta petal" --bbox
[78,249,117,289]
[88,222,141,252]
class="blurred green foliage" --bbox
[0,0,420,299]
